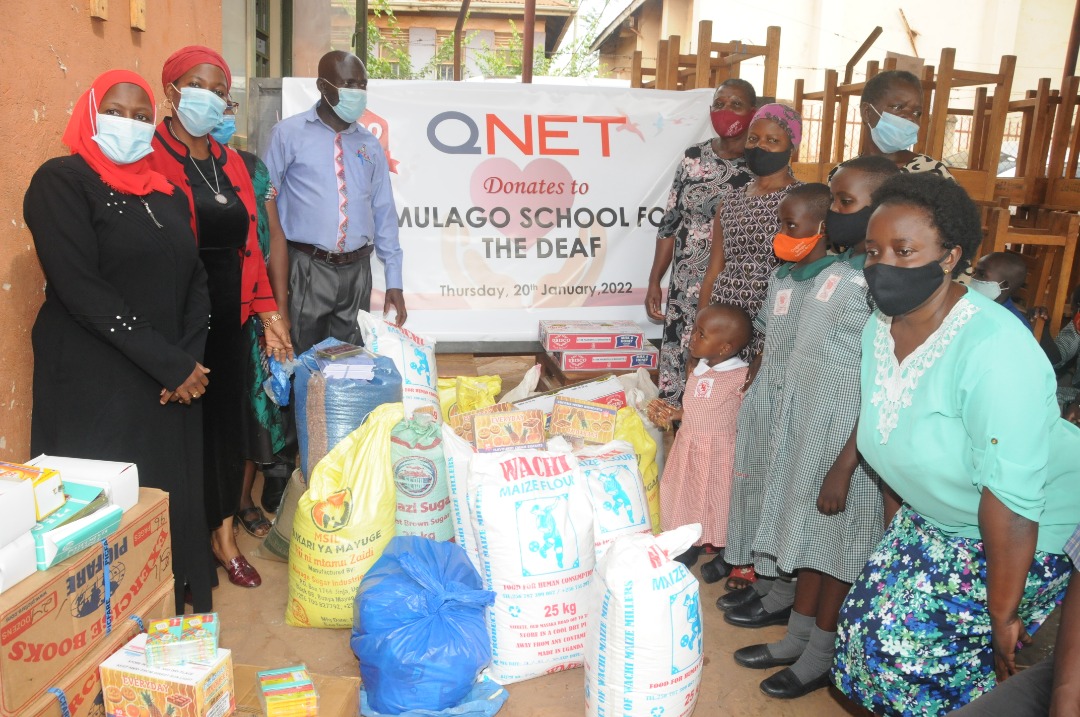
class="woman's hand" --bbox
[163,363,210,405]
[645,282,666,321]
[259,312,295,361]
[646,399,682,430]
[990,612,1032,682]
[817,466,852,515]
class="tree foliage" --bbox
[352,0,611,80]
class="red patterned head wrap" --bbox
[161,45,232,92]
[750,103,803,150]
[61,69,174,197]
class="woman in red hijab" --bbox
[146,46,293,592]
[25,70,215,613]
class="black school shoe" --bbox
[734,644,799,669]
[717,584,760,611]
[673,546,701,567]
[699,554,731,583]
[723,598,791,628]
[759,668,831,699]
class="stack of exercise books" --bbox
[257,665,319,716]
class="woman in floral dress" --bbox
[834,173,1080,715]
[647,79,756,406]
[699,104,803,360]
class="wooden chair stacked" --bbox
[630,20,781,98]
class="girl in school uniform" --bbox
[730,156,902,699]
[718,182,835,591]
[649,304,753,566]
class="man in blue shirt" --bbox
[265,50,406,355]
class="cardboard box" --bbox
[474,409,547,453]
[27,455,140,513]
[549,396,618,444]
[15,578,174,717]
[449,402,516,444]
[0,488,172,716]
[0,533,36,596]
[513,374,628,417]
[0,478,36,550]
[0,462,65,522]
[554,345,659,372]
[539,320,645,351]
[100,633,234,717]
[233,664,359,717]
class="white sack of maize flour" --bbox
[584,524,704,717]
[468,447,595,684]
[574,441,651,560]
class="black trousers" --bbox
[286,245,372,356]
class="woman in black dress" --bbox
[147,46,293,592]
[26,69,214,612]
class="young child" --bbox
[969,250,1032,329]
[649,303,752,567]
[719,183,835,590]
[729,155,901,699]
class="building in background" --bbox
[338,0,576,79]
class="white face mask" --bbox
[93,114,155,164]
[969,278,1004,301]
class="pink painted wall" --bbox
[0,2,223,460]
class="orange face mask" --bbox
[772,232,822,262]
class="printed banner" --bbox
[281,79,712,342]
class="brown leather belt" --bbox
[287,241,373,265]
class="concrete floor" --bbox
[211,355,1056,716]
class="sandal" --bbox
[235,506,273,538]
[724,565,757,592]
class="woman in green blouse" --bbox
[832,173,1080,716]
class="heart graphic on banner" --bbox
[470,158,576,247]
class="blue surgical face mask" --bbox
[93,114,155,164]
[173,85,227,137]
[210,115,237,145]
[324,83,367,124]
[969,278,1004,301]
[868,105,920,153]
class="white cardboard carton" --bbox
[0,479,36,549]
[0,533,35,595]
[27,455,139,512]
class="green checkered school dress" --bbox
[724,255,838,574]
[752,253,885,583]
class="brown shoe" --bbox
[216,554,262,588]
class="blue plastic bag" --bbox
[360,675,508,717]
[352,536,495,714]
[294,338,402,478]
[263,354,298,406]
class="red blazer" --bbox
[148,120,277,324]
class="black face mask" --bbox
[825,206,874,252]
[864,254,950,316]
[744,146,792,177]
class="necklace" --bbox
[188,152,227,205]
[169,118,228,205]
